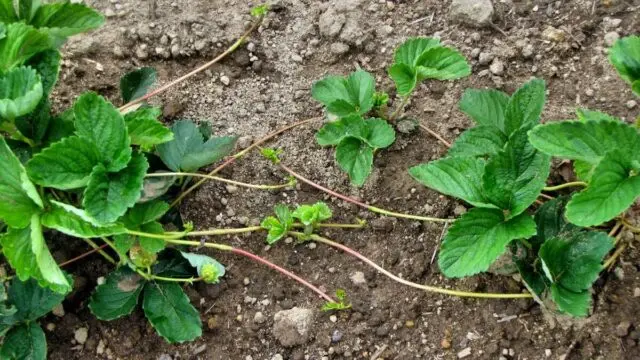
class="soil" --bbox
[41,0,640,359]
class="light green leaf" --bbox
[8,277,66,322]
[179,252,225,283]
[0,322,46,360]
[114,234,135,254]
[633,80,640,96]
[415,46,471,81]
[31,2,104,43]
[120,67,157,103]
[550,285,590,317]
[447,125,508,158]
[0,215,71,293]
[25,48,60,98]
[124,107,173,148]
[261,216,286,244]
[0,66,43,120]
[438,208,536,277]
[608,36,640,86]
[157,120,237,172]
[292,202,333,226]
[41,201,127,238]
[459,89,510,130]
[89,267,145,321]
[26,136,101,189]
[0,1,17,23]
[528,120,640,164]
[365,118,395,149]
[311,69,375,116]
[388,63,417,96]
[575,108,620,122]
[409,156,492,208]
[566,150,640,226]
[0,23,51,71]
[120,200,169,228]
[142,282,202,343]
[0,23,5,39]
[275,204,293,227]
[393,37,441,67]
[138,221,166,254]
[316,115,367,146]
[83,152,149,224]
[74,92,132,172]
[573,159,595,182]
[335,137,373,187]
[0,137,43,228]
[482,128,551,218]
[503,78,546,135]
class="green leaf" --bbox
[275,204,293,227]
[0,66,43,120]
[41,201,127,238]
[335,137,373,187]
[482,128,551,217]
[393,37,441,67]
[8,277,66,322]
[0,215,70,293]
[633,80,640,96]
[0,1,17,23]
[311,69,375,116]
[388,63,417,96]
[447,125,508,158]
[179,252,225,283]
[157,120,237,172]
[0,137,43,228]
[533,197,579,245]
[31,2,104,44]
[124,107,173,148]
[608,36,640,86]
[503,78,546,135]
[575,108,620,123]
[120,67,157,103]
[414,46,471,81]
[438,208,536,277]
[573,160,595,182]
[26,136,101,189]
[42,109,74,145]
[261,204,293,244]
[316,115,367,146]
[459,89,510,130]
[18,0,41,22]
[138,174,175,203]
[138,221,166,254]
[550,285,590,317]
[83,152,149,224]
[365,118,395,149]
[0,23,51,71]
[74,92,132,171]
[120,200,169,228]
[409,156,492,208]
[292,202,333,226]
[540,231,612,293]
[15,99,51,143]
[25,49,60,97]
[565,150,640,226]
[114,234,135,254]
[0,23,5,39]
[528,120,640,164]
[89,267,145,321]
[142,282,202,343]
[0,322,46,360]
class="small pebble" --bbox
[626,100,637,109]
[243,277,251,286]
[615,321,631,337]
[490,59,505,75]
[74,327,89,345]
[545,349,552,357]
[457,347,472,358]
[329,315,337,323]
[350,271,366,285]
[254,311,266,324]
[291,54,303,63]
[220,75,230,86]
[604,31,620,47]
[633,287,640,298]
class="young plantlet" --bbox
[292,201,333,235]
[322,289,351,312]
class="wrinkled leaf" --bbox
[0,322,46,360]
[138,174,175,203]
[8,277,66,322]
[138,221,166,254]
[0,66,43,120]
[31,1,104,44]
[503,78,546,135]
[180,252,225,283]
[41,201,127,238]
[608,36,640,87]
[124,107,173,148]
[0,23,51,71]
[459,88,510,130]
[414,46,471,81]
[335,137,373,187]
[447,125,507,158]
[142,282,202,343]
[311,69,375,116]
[120,67,157,103]
[89,267,145,320]
[393,37,441,67]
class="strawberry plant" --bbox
[311,37,471,186]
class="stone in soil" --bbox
[350,271,367,286]
[449,0,494,27]
[615,321,631,337]
[272,307,315,347]
[74,327,89,345]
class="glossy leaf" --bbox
[335,137,373,187]
[365,118,395,149]
[138,221,166,254]
[41,201,127,238]
[0,66,43,120]
[608,36,640,86]
[503,78,546,135]
[120,67,157,103]
[292,202,332,226]
[142,282,202,343]
[550,285,590,317]
[388,63,417,96]
[124,107,173,148]
[447,125,507,158]
[180,252,225,283]
[438,208,536,277]
[31,1,104,44]
[8,277,66,322]
[414,46,471,81]
[393,37,441,67]
[0,23,51,71]
[89,267,145,320]
[0,322,46,360]
[311,69,375,116]
[459,88,510,130]
[119,200,169,228]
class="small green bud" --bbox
[130,246,157,268]
[201,263,220,283]
[250,4,269,17]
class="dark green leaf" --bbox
[503,78,546,135]
[447,125,507,158]
[124,107,173,148]
[0,23,51,71]
[550,285,590,317]
[0,66,43,120]
[528,120,640,164]
[120,67,157,103]
[25,49,60,98]
[438,208,536,277]
[335,137,373,187]
[119,200,169,228]
[152,249,195,278]
[138,174,176,203]
[89,267,145,320]
[83,152,149,224]
[311,69,375,116]
[565,150,640,226]
[74,92,132,172]
[138,221,166,254]
[409,156,492,208]
[31,2,104,44]
[42,109,74,145]
[41,201,127,238]
[0,1,17,23]
[0,137,43,228]
[575,108,620,123]
[157,120,237,172]
[608,35,640,86]
[18,0,41,22]
[26,136,101,189]
[15,99,51,143]
[0,322,46,360]
[533,197,579,245]
[8,277,66,322]
[459,88,510,130]
[482,128,551,218]
[365,118,395,149]
[142,282,202,343]
[316,115,367,146]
